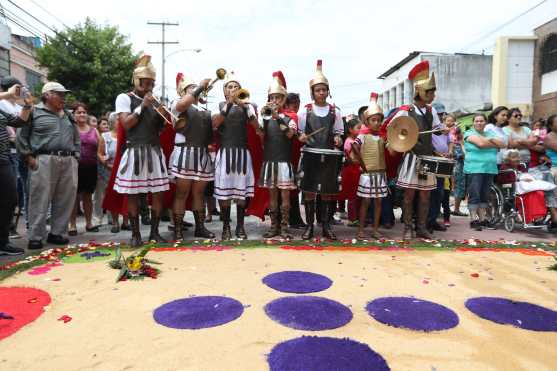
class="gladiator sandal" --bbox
[193,210,215,239]
[280,206,292,239]
[415,198,433,240]
[128,214,143,248]
[148,214,167,243]
[263,209,281,239]
[235,205,248,240]
[173,213,184,241]
[302,200,315,240]
[321,201,337,240]
[402,196,415,240]
[221,206,232,240]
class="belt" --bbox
[36,150,76,157]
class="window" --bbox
[0,48,9,78]
[25,69,42,91]
[540,33,557,75]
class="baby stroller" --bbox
[491,165,552,232]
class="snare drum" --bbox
[299,147,344,194]
[418,155,455,178]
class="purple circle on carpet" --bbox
[262,271,333,294]
[465,297,557,332]
[265,296,352,331]
[366,297,459,332]
[153,296,244,330]
[268,336,390,371]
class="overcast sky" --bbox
[3,0,557,113]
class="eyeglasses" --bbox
[512,114,522,118]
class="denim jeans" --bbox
[466,173,494,211]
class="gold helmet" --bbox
[223,70,241,89]
[408,60,436,101]
[132,54,156,89]
[268,71,287,97]
[309,59,329,90]
[175,72,196,97]
[363,92,384,122]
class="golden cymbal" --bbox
[387,116,419,153]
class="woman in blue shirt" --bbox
[464,113,505,231]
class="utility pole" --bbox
[147,21,178,104]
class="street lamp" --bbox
[161,48,202,103]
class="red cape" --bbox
[246,110,300,220]
[102,118,128,215]
[380,106,407,180]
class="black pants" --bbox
[0,162,17,246]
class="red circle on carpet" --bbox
[0,287,51,341]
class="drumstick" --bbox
[305,127,326,139]
[419,128,444,135]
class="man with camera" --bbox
[0,77,34,255]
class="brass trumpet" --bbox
[200,68,227,101]
[261,103,278,120]
[130,92,179,127]
[232,88,250,105]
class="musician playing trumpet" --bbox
[113,55,170,247]
[258,71,298,239]
[351,94,391,240]
[212,71,259,240]
[168,73,215,240]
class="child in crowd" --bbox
[338,118,362,226]
[448,116,467,216]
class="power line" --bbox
[7,0,60,35]
[460,0,548,52]
[1,12,46,43]
[27,0,70,30]
[2,7,50,39]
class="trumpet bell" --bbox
[387,116,419,153]
[216,68,227,80]
[234,88,250,104]
[174,117,186,130]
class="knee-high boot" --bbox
[302,200,315,240]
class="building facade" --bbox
[532,18,557,120]
[0,23,46,91]
[377,52,492,114]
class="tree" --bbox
[36,18,136,116]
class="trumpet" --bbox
[261,103,278,120]
[130,92,180,127]
[200,68,227,101]
[232,88,250,105]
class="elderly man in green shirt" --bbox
[16,82,80,250]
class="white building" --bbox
[377,51,493,114]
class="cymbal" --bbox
[387,116,419,153]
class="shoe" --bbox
[429,222,447,232]
[347,220,359,227]
[302,200,315,240]
[263,209,281,239]
[47,234,69,245]
[148,215,167,243]
[338,212,348,220]
[129,215,143,248]
[211,209,220,216]
[470,220,483,231]
[548,222,557,233]
[85,225,99,232]
[481,219,497,230]
[121,223,131,231]
[444,219,451,227]
[193,210,215,239]
[451,210,469,217]
[9,230,21,239]
[68,229,78,236]
[0,243,25,256]
[173,213,185,241]
[110,225,120,233]
[221,206,232,240]
[382,223,394,230]
[141,214,151,226]
[28,240,43,250]
[235,205,248,240]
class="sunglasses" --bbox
[512,114,522,118]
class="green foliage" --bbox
[36,18,136,116]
